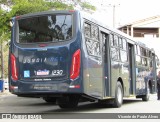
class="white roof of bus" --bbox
[80,11,155,52]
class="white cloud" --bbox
[89,0,160,27]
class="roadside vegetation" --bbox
[0,0,96,78]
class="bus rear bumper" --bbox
[9,81,83,97]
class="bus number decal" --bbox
[52,70,63,76]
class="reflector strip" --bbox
[69,85,80,88]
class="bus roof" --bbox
[80,11,155,52]
[13,10,155,53]
[14,10,78,19]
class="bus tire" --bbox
[43,97,56,103]
[113,82,123,108]
[58,95,79,108]
[142,87,150,101]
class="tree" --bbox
[8,0,73,17]
[0,10,10,41]
[0,0,7,4]
[1,0,96,42]
[0,0,96,78]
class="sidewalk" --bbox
[0,90,11,97]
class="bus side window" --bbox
[150,59,153,67]
[146,50,149,57]
[136,55,141,65]
[91,25,99,40]
[120,50,128,62]
[122,38,127,50]
[84,23,91,38]
[149,51,152,58]
[114,35,118,46]
[84,22,100,57]
[111,47,119,61]
[110,34,114,46]
[142,57,148,66]
[119,37,123,49]
[141,47,146,56]
[134,45,137,54]
[137,45,141,55]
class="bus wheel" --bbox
[113,82,123,108]
[142,87,150,101]
[58,95,79,108]
[43,97,56,103]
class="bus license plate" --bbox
[33,84,57,90]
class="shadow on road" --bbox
[0,95,146,113]
[40,98,143,113]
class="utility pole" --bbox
[109,3,120,28]
[113,5,115,28]
[100,0,120,28]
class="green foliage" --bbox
[0,0,7,4]
[9,0,49,16]
[2,44,9,78]
[0,0,74,39]
[0,9,10,42]
[0,0,95,78]
[46,1,73,10]
[7,0,74,18]
[81,2,96,11]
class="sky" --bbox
[89,0,160,27]
[88,0,160,59]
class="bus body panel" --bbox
[83,56,103,98]
[9,10,84,96]
[10,43,84,95]
[81,18,104,99]
[9,10,158,107]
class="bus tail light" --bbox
[69,10,75,13]
[70,49,81,80]
[10,54,18,81]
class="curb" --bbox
[0,90,12,97]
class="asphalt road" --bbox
[0,92,160,113]
[0,92,160,119]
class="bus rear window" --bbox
[17,14,73,43]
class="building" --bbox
[118,15,160,60]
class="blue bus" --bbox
[9,10,158,108]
